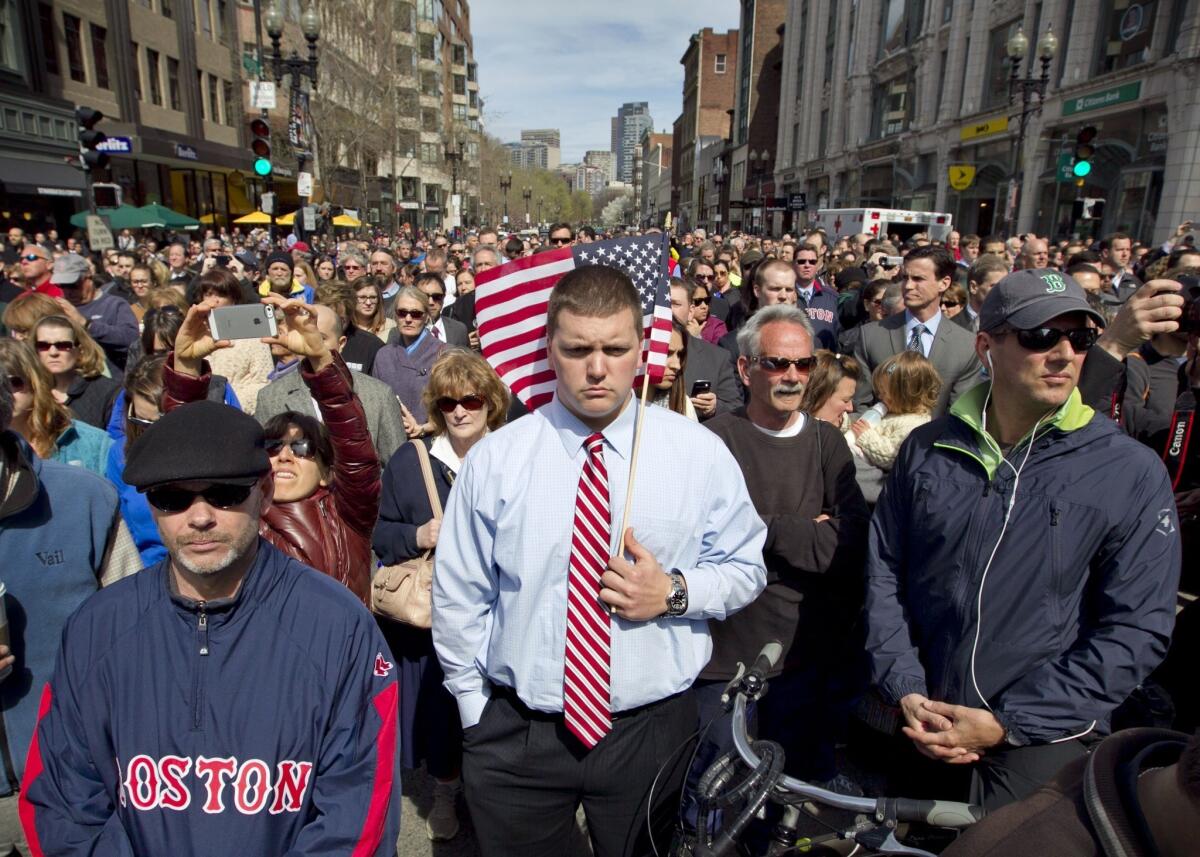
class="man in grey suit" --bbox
[853,245,981,417]
[670,280,742,418]
[952,255,1010,334]
[255,304,405,464]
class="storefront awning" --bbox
[0,157,86,198]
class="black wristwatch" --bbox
[664,572,688,617]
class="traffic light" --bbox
[1072,126,1097,179]
[250,118,272,177]
[91,182,121,209]
[76,107,107,172]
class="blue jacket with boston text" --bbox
[19,539,401,857]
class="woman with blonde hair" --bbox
[31,314,120,429]
[3,291,62,341]
[370,285,445,437]
[800,351,862,428]
[0,338,111,475]
[372,348,509,842]
[848,351,941,471]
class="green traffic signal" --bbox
[1072,160,1092,178]
[254,157,273,177]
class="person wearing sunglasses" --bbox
[0,338,112,476]
[371,286,445,439]
[167,295,380,605]
[48,254,140,372]
[22,391,400,856]
[686,304,869,807]
[414,272,470,347]
[31,314,118,430]
[686,280,727,345]
[16,244,63,298]
[0,374,140,857]
[793,246,841,351]
[865,268,1181,814]
[373,348,509,842]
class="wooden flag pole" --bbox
[611,220,670,613]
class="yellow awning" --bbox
[332,213,361,227]
[233,210,274,225]
[275,210,297,225]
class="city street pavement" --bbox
[396,766,593,857]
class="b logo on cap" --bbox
[1041,273,1067,294]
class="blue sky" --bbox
[470,1,743,163]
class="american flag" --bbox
[474,234,674,411]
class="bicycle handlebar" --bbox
[725,643,984,829]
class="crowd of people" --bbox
[0,213,1196,856]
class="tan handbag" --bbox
[371,440,443,628]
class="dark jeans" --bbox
[683,665,837,831]
[462,686,697,857]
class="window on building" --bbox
[936,48,948,108]
[208,74,219,121]
[63,13,85,81]
[469,89,477,108]
[0,0,22,73]
[467,61,476,82]
[421,107,439,132]
[397,130,417,158]
[791,120,800,165]
[877,0,924,57]
[714,53,726,73]
[198,0,212,37]
[982,19,1021,110]
[167,56,181,110]
[161,0,173,19]
[418,32,435,60]
[90,24,110,88]
[1095,0,1157,74]
[196,70,205,118]
[396,1,413,32]
[38,3,58,75]
[452,43,466,65]
[736,0,754,145]
[147,48,162,105]
[420,142,441,162]
[823,0,837,84]
[417,0,435,21]
[872,73,912,138]
[241,41,260,76]
[453,73,465,95]
[215,0,228,41]
[421,69,439,96]
[453,103,467,121]
[131,42,142,100]
[222,79,234,124]
[818,109,829,157]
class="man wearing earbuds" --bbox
[865,268,1181,812]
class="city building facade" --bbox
[613,101,653,184]
[520,128,561,170]
[637,130,672,227]
[504,141,551,170]
[772,0,1200,243]
[676,27,738,232]
[583,149,615,182]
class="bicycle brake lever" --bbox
[854,827,940,857]
[719,663,747,708]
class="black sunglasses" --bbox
[21,253,47,263]
[35,340,75,352]
[549,236,572,245]
[264,438,315,458]
[692,296,711,306]
[751,356,816,372]
[1010,327,1099,353]
[396,308,426,320]
[693,273,714,282]
[424,291,446,301]
[126,400,161,427]
[796,259,819,266]
[436,394,486,413]
[146,483,254,513]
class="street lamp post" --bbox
[499,172,512,225]
[1005,24,1058,237]
[536,197,544,227]
[522,187,532,225]
[444,140,463,233]
[264,1,320,241]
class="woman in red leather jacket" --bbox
[161,294,380,604]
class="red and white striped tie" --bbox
[563,431,612,748]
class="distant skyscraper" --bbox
[612,102,653,184]
[520,129,561,169]
[584,150,616,183]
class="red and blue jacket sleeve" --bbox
[283,615,401,856]
[19,642,136,856]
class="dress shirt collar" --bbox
[544,391,637,462]
[904,308,942,339]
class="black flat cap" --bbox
[124,400,271,491]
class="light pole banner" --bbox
[288,89,314,156]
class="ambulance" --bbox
[809,207,954,243]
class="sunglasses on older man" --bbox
[146,483,255,513]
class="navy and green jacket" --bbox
[866,383,1180,745]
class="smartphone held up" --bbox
[208,304,278,341]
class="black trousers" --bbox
[461,686,697,857]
